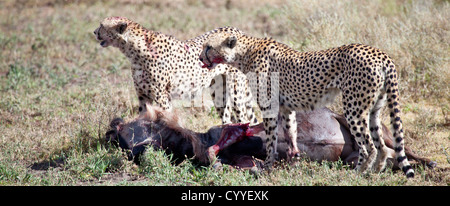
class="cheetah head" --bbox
[200,32,240,70]
[93,16,131,48]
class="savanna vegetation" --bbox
[0,0,448,185]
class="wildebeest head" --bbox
[105,105,206,164]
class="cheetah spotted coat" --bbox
[200,30,414,178]
[94,17,257,125]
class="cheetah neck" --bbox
[238,35,308,73]
[118,27,159,62]
[232,35,262,73]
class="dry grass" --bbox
[0,0,448,185]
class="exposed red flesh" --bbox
[207,123,251,161]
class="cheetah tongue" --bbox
[201,62,211,69]
[202,57,224,70]
[212,57,224,64]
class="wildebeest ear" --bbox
[226,36,237,49]
[110,117,125,131]
[116,22,127,34]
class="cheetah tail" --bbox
[385,63,414,178]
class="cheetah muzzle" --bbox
[200,46,224,70]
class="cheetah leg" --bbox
[210,75,233,124]
[138,95,153,114]
[222,73,239,124]
[210,87,223,118]
[345,109,377,173]
[263,117,278,169]
[386,79,414,177]
[223,99,235,124]
[213,102,232,125]
[228,72,249,123]
[231,81,249,124]
[245,72,259,126]
[282,109,299,158]
[370,93,389,172]
[246,103,258,125]
[243,79,258,125]
[154,92,172,111]
[233,103,249,123]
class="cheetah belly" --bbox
[279,86,341,111]
[170,61,228,101]
[170,70,206,104]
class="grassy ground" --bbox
[0,0,448,185]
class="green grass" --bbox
[0,0,448,185]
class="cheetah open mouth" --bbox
[94,29,111,48]
[201,58,223,70]
[100,40,111,47]
[95,33,111,47]
[201,46,224,70]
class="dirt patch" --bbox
[76,172,147,186]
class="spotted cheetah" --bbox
[199,30,414,177]
[93,17,257,125]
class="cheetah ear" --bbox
[116,22,127,34]
[226,36,237,49]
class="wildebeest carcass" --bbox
[105,105,436,171]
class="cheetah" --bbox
[93,17,258,125]
[199,30,414,178]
